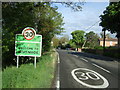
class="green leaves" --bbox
[71,30,85,48]
[85,31,99,49]
[2,2,64,67]
[99,2,120,37]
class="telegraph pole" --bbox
[103,28,106,54]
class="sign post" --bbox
[17,56,19,68]
[15,27,42,68]
[34,56,36,68]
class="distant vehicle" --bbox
[66,48,69,50]
[70,48,76,51]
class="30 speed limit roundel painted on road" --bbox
[22,27,36,40]
[71,68,109,88]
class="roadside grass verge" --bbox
[0,71,2,89]
[2,49,57,88]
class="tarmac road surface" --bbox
[56,50,120,89]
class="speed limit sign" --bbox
[22,27,36,40]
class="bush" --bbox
[83,47,120,60]
[94,46,103,49]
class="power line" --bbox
[85,20,101,31]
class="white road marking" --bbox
[81,58,88,62]
[73,55,78,57]
[56,52,60,89]
[57,53,60,63]
[71,68,109,88]
[92,63,111,74]
[56,80,60,89]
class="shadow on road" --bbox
[68,51,120,62]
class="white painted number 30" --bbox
[71,68,109,88]
[75,72,100,80]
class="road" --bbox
[56,49,120,89]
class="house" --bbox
[99,38,118,47]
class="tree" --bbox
[56,35,69,49]
[2,2,85,67]
[59,35,69,45]
[99,1,120,47]
[52,36,60,48]
[61,2,84,11]
[69,39,76,48]
[71,30,85,48]
[85,31,100,48]
[2,2,36,67]
[2,2,64,67]
[34,2,64,52]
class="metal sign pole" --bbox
[34,56,36,68]
[17,56,19,68]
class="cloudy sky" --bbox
[52,1,113,38]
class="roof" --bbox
[99,38,118,41]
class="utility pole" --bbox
[117,33,120,48]
[103,28,106,54]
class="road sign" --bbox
[15,34,42,57]
[15,27,42,68]
[22,27,36,40]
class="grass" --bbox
[2,49,57,88]
[0,71,2,89]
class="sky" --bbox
[52,1,116,39]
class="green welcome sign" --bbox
[15,34,42,57]
[15,27,42,57]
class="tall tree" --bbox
[2,2,85,67]
[34,2,64,52]
[2,2,64,67]
[61,2,84,11]
[59,35,69,45]
[85,31,99,48]
[2,2,36,67]
[69,39,76,48]
[71,30,85,48]
[99,1,120,47]
[56,35,69,49]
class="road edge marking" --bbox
[57,53,60,64]
[56,80,60,89]
[56,52,60,89]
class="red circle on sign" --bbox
[23,29,35,40]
